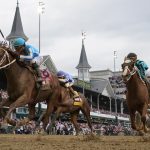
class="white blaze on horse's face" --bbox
[122,59,131,76]
[124,59,132,64]
[122,66,129,76]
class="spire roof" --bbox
[76,40,91,69]
[6,1,28,41]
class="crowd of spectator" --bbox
[109,76,126,95]
[0,116,134,136]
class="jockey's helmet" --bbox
[13,38,25,47]
[127,53,137,62]
[57,70,65,78]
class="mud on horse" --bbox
[122,57,149,133]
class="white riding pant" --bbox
[31,56,43,65]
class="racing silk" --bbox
[135,60,148,79]
[60,71,74,83]
[20,44,39,61]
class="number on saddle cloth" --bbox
[40,69,52,90]
[73,97,83,107]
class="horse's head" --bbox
[121,57,137,82]
[0,42,16,69]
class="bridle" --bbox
[122,65,137,83]
[0,48,16,69]
[122,59,145,84]
[122,59,138,83]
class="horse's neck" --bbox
[127,73,144,90]
[5,61,24,82]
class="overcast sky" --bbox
[1,0,150,75]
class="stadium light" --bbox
[114,51,117,113]
[38,1,45,53]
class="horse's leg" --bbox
[28,103,36,120]
[5,94,29,124]
[47,108,62,135]
[81,105,93,134]
[139,104,148,133]
[42,101,54,130]
[129,110,137,130]
[70,111,80,136]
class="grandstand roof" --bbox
[90,78,115,98]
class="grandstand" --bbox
[0,1,130,128]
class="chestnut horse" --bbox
[122,57,149,133]
[0,43,92,135]
[41,86,93,135]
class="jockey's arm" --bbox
[20,48,33,60]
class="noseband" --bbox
[0,48,16,69]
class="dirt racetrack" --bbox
[0,134,150,150]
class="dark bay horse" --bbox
[0,43,92,135]
[0,44,61,126]
[122,57,149,133]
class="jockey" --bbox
[127,53,148,79]
[12,38,42,83]
[127,52,150,98]
[57,70,79,98]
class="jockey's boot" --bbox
[32,63,42,83]
[68,86,79,98]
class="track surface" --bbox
[0,134,150,150]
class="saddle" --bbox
[17,61,51,91]
[58,81,83,107]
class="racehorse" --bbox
[0,43,61,126]
[41,85,93,135]
[0,43,92,135]
[122,57,149,133]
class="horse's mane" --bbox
[0,41,19,59]
[0,41,23,90]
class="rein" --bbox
[0,48,16,69]
[123,66,145,84]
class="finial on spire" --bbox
[17,0,19,7]
[81,31,86,45]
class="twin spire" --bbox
[6,0,28,41]
[76,32,91,69]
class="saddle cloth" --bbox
[40,69,51,90]
[73,97,83,107]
